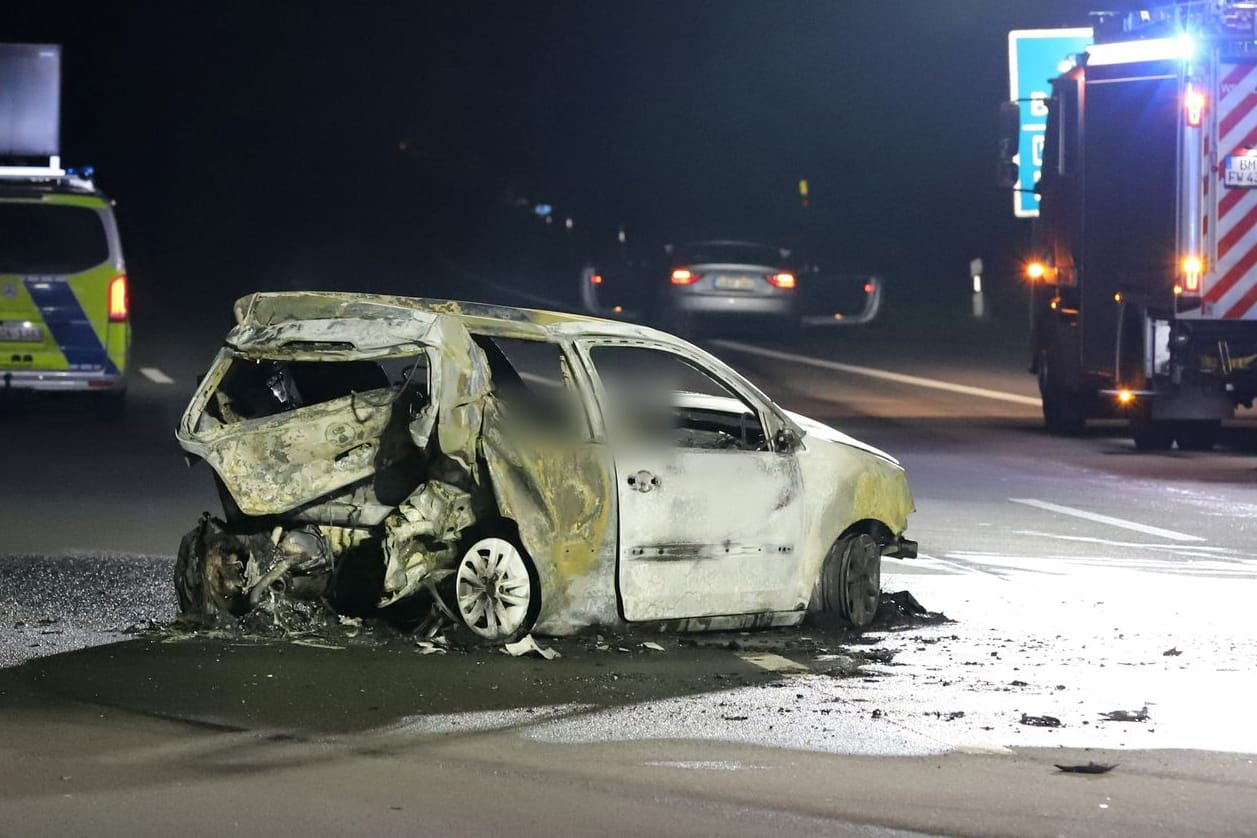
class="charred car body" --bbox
[175,292,916,640]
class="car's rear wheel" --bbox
[455,534,540,642]
[1038,353,1084,435]
[173,518,249,627]
[810,532,882,628]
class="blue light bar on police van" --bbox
[1086,34,1196,66]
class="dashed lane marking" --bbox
[736,652,810,673]
[139,367,174,385]
[709,340,1043,407]
[1008,498,1206,543]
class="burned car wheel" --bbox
[455,535,540,641]
[810,532,882,628]
[174,517,250,627]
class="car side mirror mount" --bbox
[773,426,800,453]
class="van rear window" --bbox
[0,202,109,274]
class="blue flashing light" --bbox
[533,203,553,217]
[1175,33,1197,62]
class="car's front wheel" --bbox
[455,534,540,642]
[809,532,882,628]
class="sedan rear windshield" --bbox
[0,202,110,274]
[677,243,782,267]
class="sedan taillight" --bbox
[671,268,700,285]
[767,272,796,289]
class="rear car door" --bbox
[579,340,807,621]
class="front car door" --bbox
[578,340,807,621]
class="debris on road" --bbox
[503,634,561,660]
[1055,762,1118,774]
[640,641,666,652]
[1099,707,1149,722]
[1163,647,1183,656]
[1019,713,1063,728]
[873,590,950,627]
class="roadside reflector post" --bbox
[970,257,986,320]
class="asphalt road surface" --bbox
[2,273,1256,836]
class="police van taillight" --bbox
[108,274,129,322]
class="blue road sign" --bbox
[1008,28,1093,218]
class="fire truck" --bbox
[1019,3,1257,450]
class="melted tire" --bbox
[810,532,882,629]
[173,518,250,627]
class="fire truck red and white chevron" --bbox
[1211,61,1257,319]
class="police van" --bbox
[0,160,130,420]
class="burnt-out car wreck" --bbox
[174,292,917,641]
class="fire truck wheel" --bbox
[1038,356,1085,435]
[1174,420,1220,452]
[1131,417,1175,451]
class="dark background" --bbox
[4,1,1102,320]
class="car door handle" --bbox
[627,470,661,492]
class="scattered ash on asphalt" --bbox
[0,553,177,668]
[1,548,947,694]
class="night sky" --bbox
[5,1,1104,315]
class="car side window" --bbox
[474,334,590,439]
[587,344,768,451]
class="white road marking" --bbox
[952,743,1014,756]
[1008,498,1206,543]
[139,367,174,385]
[1013,529,1247,559]
[736,652,809,673]
[709,340,1043,407]
[946,550,1257,578]
[884,554,1004,578]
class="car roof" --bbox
[0,183,110,205]
[233,291,688,344]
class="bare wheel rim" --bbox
[840,535,881,628]
[455,537,532,640]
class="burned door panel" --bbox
[581,343,807,621]
[614,447,806,620]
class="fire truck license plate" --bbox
[1224,156,1257,187]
